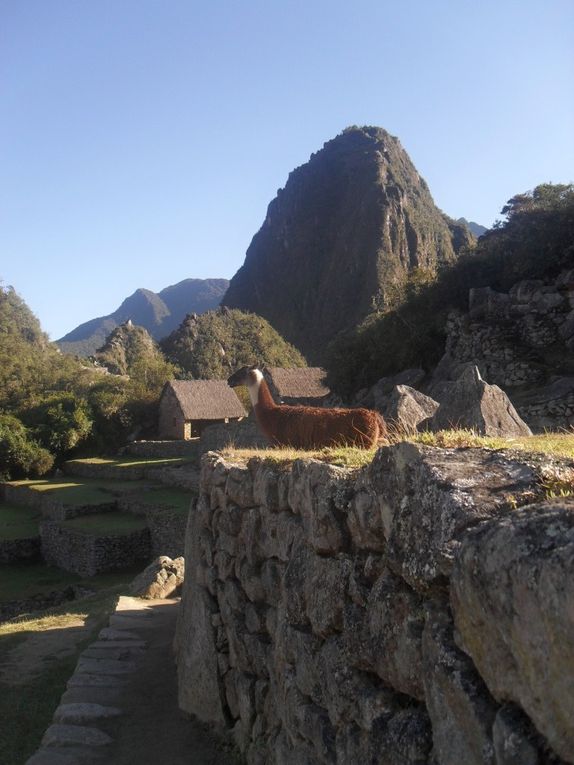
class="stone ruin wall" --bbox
[176,447,574,765]
[40,521,151,577]
[443,271,574,430]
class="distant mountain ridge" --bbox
[57,278,229,357]
[457,217,488,238]
[223,125,475,361]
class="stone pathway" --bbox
[26,596,233,765]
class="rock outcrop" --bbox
[223,126,473,361]
[130,555,185,599]
[435,269,574,431]
[428,365,532,437]
[176,446,573,764]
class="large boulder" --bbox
[130,555,185,599]
[451,499,574,763]
[383,385,439,433]
[428,365,532,436]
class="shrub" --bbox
[0,414,54,480]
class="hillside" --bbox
[223,125,474,361]
[160,307,306,379]
[57,278,229,357]
[94,320,172,378]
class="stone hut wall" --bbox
[176,447,574,765]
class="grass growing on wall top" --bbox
[0,503,40,540]
[63,511,148,535]
[220,430,574,468]
[67,455,195,469]
[7,477,143,506]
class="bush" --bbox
[0,414,54,480]
[20,393,93,458]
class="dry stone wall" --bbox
[40,521,151,577]
[176,447,574,765]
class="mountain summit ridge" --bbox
[57,277,229,357]
[223,125,474,361]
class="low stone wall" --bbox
[199,420,268,453]
[0,536,41,563]
[40,522,151,577]
[145,507,190,559]
[120,439,202,459]
[176,446,574,765]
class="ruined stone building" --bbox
[158,380,246,440]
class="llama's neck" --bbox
[248,370,276,410]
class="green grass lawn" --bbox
[63,511,148,536]
[67,455,195,469]
[0,504,40,541]
[0,586,124,765]
[7,477,158,506]
[0,561,142,603]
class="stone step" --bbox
[81,646,145,661]
[89,639,147,650]
[42,723,113,747]
[60,685,124,707]
[98,627,143,641]
[67,673,128,689]
[108,614,154,630]
[26,746,104,764]
[76,658,137,675]
[53,703,123,725]
[115,595,155,612]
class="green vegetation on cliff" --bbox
[161,307,306,379]
[325,183,574,397]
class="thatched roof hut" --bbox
[263,367,330,406]
[158,380,247,440]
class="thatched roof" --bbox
[163,380,247,420]
[264,367,330,399]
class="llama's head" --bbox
[227,365,263,388]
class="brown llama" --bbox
[227,366,387,449]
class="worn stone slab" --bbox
[54,703,123,724]
[98,627,143,641]
[115,595,156,612]
[451,499,574,763]
[26,747,102,765]
[108,614,154,630]
[60,686,124,707]
[67,673,128,689]
[42,723,113,747]
[89,639,147,650]
[81,646,145,660]
[76,657,137,675]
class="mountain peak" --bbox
[57,278,229,357]
[223,125,473,361]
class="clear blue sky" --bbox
[1,0,573,340]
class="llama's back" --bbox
[257,403,385,449]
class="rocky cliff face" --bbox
[223,126,473,361]
[176,447,574,764]
[432,269,574,431]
